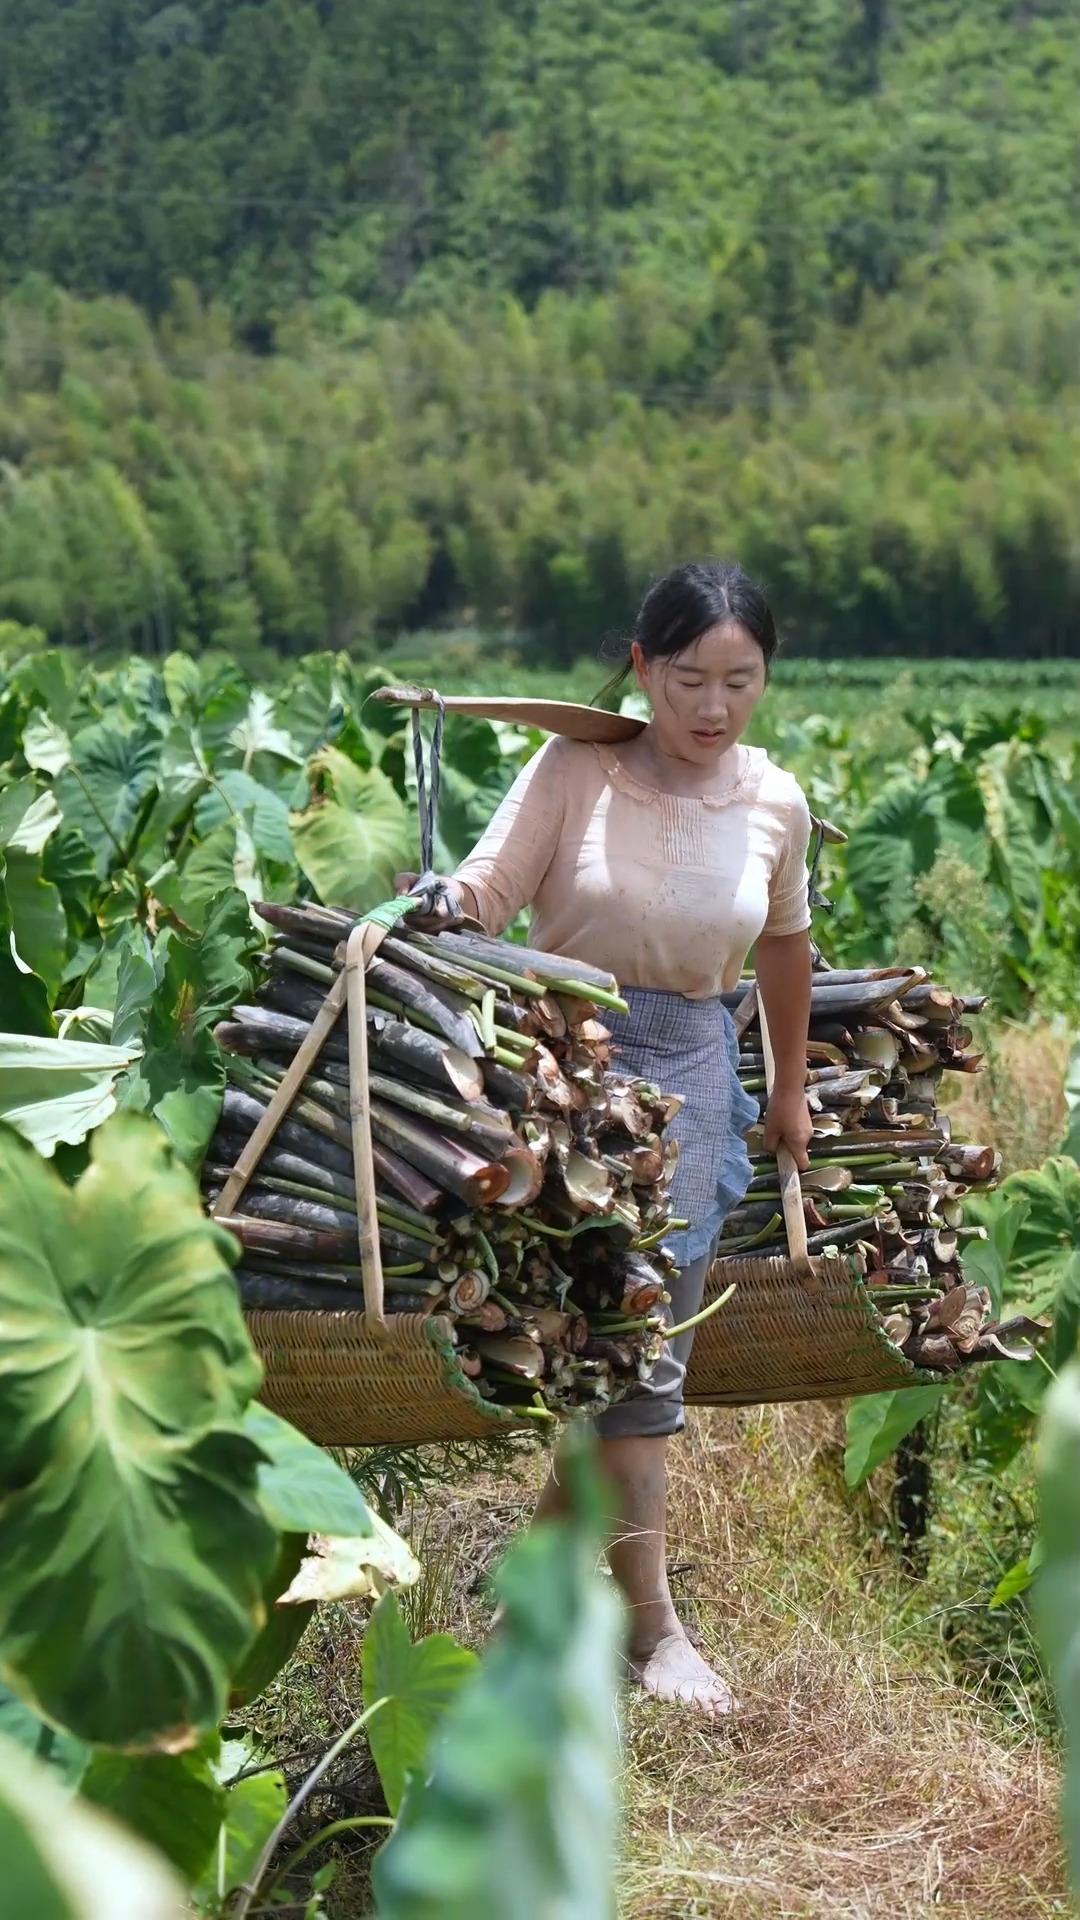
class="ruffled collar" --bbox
[593,742,767,809]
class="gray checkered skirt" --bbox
[605,987,759,1266]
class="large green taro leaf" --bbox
[843,774,940,930]
[0,1115,277,1749]
[966,1166,1079,1458]
[0,855,55,1037]
[2,849,67,995]
[162,651,204,724]
[228,1532,316,1709]
[244,1401,373,1537]
[273,651,353,754]
[0,1732,183,1920]
[0,1680,89,1783]
[0,1031,142,1155]
[0,780,62,855]
[224,689,303,771]
[290,746,414,911]
[55,717,162,876]
[43,824,98,928]
[363,1590,478,1815]
[157,819,297,933]
[978,741,1050,940]
[843,1382,951,1490]
[114,887,260,1164]
[0,783,68,997]
[194,768,295,864]
[79,1747,225,1881]
[989,1158,1079,1326]
[21,710,74,778]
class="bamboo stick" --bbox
[758,999,820,1294]
[345,923,387,1326]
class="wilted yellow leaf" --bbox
[278,1511,421,1605]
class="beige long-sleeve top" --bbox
[454,738,812,998]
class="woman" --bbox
[407,561,814,1715]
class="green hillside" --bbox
[0,0,1076,659]
[2,0,1075,322]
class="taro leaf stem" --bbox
[717,1213,783,1252]
[265,1816,395,1903]
[473,1229,500,1283]
[518,1214,600,1241]
[665,1281,737,1340]
[560,979,630,1015]
[634,1218,689,1248]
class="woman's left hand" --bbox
[762,1089,813,1171]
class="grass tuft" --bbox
[947,1019,1069,1175]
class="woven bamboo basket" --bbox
[684,986,925,1405]
[237,929,922,1440]
[684,1252,919,1405]
[247,1307,528,1445]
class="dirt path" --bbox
[617,1405,1064,1918]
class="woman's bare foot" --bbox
[626,1628,739,1716]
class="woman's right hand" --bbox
[393,871,471,931]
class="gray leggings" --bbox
[592,1245,715,1440]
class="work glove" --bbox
[393,870,478,932]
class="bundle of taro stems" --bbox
[723,963,1047,1371]
[203,904,683,1420]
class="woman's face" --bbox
[632,620,767,765]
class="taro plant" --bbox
[0,1100,623,1917]
[0,1730,183,1920]
[0,1109,419,1909]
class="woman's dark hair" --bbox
[597,561,778,701]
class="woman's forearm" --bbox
[753,930,812,1091]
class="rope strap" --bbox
[410,698,445,877]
